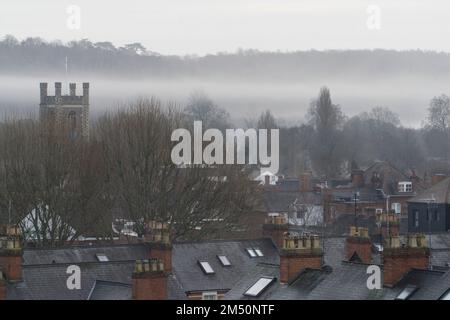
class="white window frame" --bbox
[202,291,218,300]
[217,255,231,267]
[398,181,413,193]
[244,277,275,297]
[391,203,401,214]
[198,261,215,274]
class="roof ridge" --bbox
[23,260,136,268]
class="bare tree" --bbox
[0,119,112,247]
[96,98,260,240]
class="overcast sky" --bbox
[1,0,449,55]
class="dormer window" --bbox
[398,181,412,193]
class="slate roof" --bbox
[87,280,132,300]
[22,244,149,266]
[408,177,450,204]
[5,233,450,300]
[172,238,279,293]
[263,191,322,213]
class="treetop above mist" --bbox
[2,35,450,80]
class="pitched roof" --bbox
[172,238,279,293]
[408,177,450,204]
[87,280,132,300]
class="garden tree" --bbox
[424,94,450,159]
[96,98,260,240]
[426,94,450,131]
[0,119,112,247]
[94,41,117,51]
[360,106,400,127]
[122,42,147,55]
[184,91,230,130]
[307,87,345,178]
[257,110,278,129]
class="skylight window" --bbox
[198,261,215,274]
[246,248,257,257]
[244,277,275,297]
[95,253,109,262]
[254,248,264,257]
[395,285,418,300]
[439,289,450,300]
[217,255,231,267]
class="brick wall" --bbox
[383,248,429,286]
[280,252,322,283]
[345,237,372,264]
[0,255,22,281]
[132,273,167,300]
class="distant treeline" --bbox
[2,35,450,79]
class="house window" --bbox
[391,203,401,214]
[246,248,257,257]
[254,248,264,257]
[217,255,231,267]
[202,291,218,300]
[398,182,413,193]
[198,261,215,274]
[395,285,418,300]
[414,210,419,227]
[244,277,275,297]
[440,289,450,300]
[95,253,109,262]
[376,208,383,214]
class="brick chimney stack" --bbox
[383,234,429,287]
[351,169,365,188]
[299,172,312,192]
[345,226,372,264]
[263,215,289,249]
[0,225,23,282]
[279,233,323,283]
[0,270,6,300]
[376,212,400,239]
[144,221,172,273]
[132,259,168,300]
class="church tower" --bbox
[39,82,90,139]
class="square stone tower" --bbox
[39,82,89,139]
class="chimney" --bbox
[55,82,62,101]
[263,215,289,249]
[431,173,446,185]
[40,82,48,104]
[145,221,172,273]
[0,270,6,300]
[132,259,167,300]
[0,225,23,282]
[345,226,372,264]
[82,82,89,105]
[279,233,323,284]
[351,169,365,188]
[383,234,429,287]
[69,83,76,96]
[376,212,400,238]
[299,172,312,192]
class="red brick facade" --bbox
[383,247,429,286]
[345,237,372,264]
[0,282,6,300]
[150,244,172,273]
[280,250,322,283]
[132,272,168,300]
[0,254,22,281]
